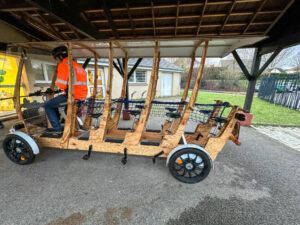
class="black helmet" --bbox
[52,45,68,60]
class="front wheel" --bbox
[3,134,35,165]
[167,147,212,183]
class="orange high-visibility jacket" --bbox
[56,58,88,100]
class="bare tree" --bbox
[261,48,295,74]
[292,52,300,72]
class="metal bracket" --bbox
[121,148,127,165]
[82,145,93,160]
[152,151,164,164]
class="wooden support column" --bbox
[83,54,99,129]
[123,42,160,145]
[109,53,128,131]
[161,40,209,151]
[61,44,76,147]
[90,42,114,142]
[14,51,26,122]
[181,40,203,103]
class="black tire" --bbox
[168,147,212,184]
[2,134,35,165]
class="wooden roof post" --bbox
[123,41,160,146]
[90,42,114,142]
[61,43,76,147]
[109,52,128,131]
[84,53,98,129]
[161,40,209,152]
[14,50,26,130]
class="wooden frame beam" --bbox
[109,53,129,131]
[89,42,114,142]
[61,44,76,147]
[14,51,26,122]
[84,54,99,129]
[161,40,209,150]
[123,41,160,145]
[180,40,203,102]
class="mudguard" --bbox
[8,130,40,155]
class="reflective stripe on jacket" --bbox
[56,58,88,100]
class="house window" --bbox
[31,60,56,83]
[128,70,146,83]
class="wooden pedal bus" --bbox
[2,39,247,183]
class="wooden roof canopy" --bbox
[0,0,296,57]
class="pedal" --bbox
[82,145,93,160]
[121,148,127,165]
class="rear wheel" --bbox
[168,147,212,183]
[3,134,35,165]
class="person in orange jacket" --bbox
[44,46,88,133]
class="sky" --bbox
[203,44,300,69]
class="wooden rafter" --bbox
[98,21,272,32]
[264,0,295,35]
[85,0,263,13]
[151,1,156,36]
[34,11,66,40]
[89,10,281,24]
[243,0,268,34]
[125,2,136,37]
[26,0,106,39]
[196,0,208,35]
[101,1,119,39]
[219,0,236,34]
[175,0,180,36]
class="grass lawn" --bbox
[192,91,300,126]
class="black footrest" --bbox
[140,140,160,146]
[128,110,141,116]
[199,109,212,114]
[91,113,102,118]
[135,105,144,109]
[165,107,177,112]
[105,138,124,143]
[166,112,181,119]
[215,117,227,123]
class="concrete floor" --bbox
[0,121,299,225]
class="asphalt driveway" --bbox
[0,121,299,225]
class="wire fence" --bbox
[258,74,300,110]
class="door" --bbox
[160,73,172,96]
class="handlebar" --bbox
[0,89,62,101]
[28,89,62,97]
